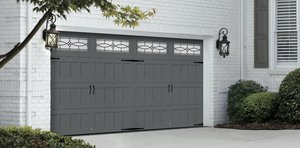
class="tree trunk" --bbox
[0,11,52,69]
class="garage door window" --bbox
[96,39,129,53]
[57,37,88,51]
[137,41,167,54]
[174,43,201,56]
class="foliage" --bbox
[216,121,300,130]
[240,92,279,123]
[227,80,268,122]
[0,126,94,148]
[277,68,300,123]
[0,0,155,68]
[17,0,156,27]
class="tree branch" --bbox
[0,11,52,69]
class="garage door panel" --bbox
[132,62,170,83]
[104,63,114,79]
[171,85,189,105]
[92,60,133,83]
[51,62,60,81]
[195,64,203,82]
[196,109,203,124]
[171,84,203,106]
[104,112,114,130]
[51,84,92,109]
[60,88,71,105]
[53,84,135,109]
[52,108,134,134]
[93,110,134,133]
[188,110,197,124]
[51,111,93,135]
[171,107,203,127]
[51,33,203,135]
[51,58,92,83]
[142,110,170,129]
[51,114,60,133]
[51,88,59,108]
[134,84,169,107]
[60,63,71,79]
[60,114,70,133]
[93,84,134,108]
[134,111,144,128]
[133,106,202,129]
[195,86,203,105]
[94,112,105,131]
[171,62,203,83]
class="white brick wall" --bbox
[1,0,243,129]
[243,0,289,93]
[0,0,23,126]
[20,2,51,130]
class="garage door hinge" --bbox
[194,61,203,64]
[122,128,144,131]
[121,59,144,62]
[51,57,60,60]
[194,123,203,127]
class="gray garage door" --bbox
[51,32,203,135]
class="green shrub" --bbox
[240,92,279,123]
[0,126,95,148]
[227,80,268,122]
[277,68,300,123]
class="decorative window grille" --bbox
[276,0,298,65]
[137,41,167,54]
[174,43,201,56]
[57,37,88,51]
[96,39,129,53]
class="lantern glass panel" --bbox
[46,32,58,48]
[221,42,229,54]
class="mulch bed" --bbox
[216,121,300,130]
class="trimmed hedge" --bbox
[240,92,279,123]
[227,80,267,122]
[277,68,300,123]
[0,126,94,148]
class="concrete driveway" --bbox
[75,127,300,148]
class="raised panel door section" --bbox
[51,83,94,135]
[132,60,170,83]
[170,84,203,106]
[171,107,203,127]
[91,58,133,83]
[169,60,203,126]
[134,109,171,129]
[92,84,134,108]
[132,83,171,129]
[91,83,135,132]
[170,85,203,127]
[134,83,170,107]
[51,83,135,134]
[51,57,92,83]
[170,61,203,83]
[51,109,93,135]
[51,83,96,110]
[91,108,133,133]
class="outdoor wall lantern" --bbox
[43,16,59,49]
[216,28,230,58]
